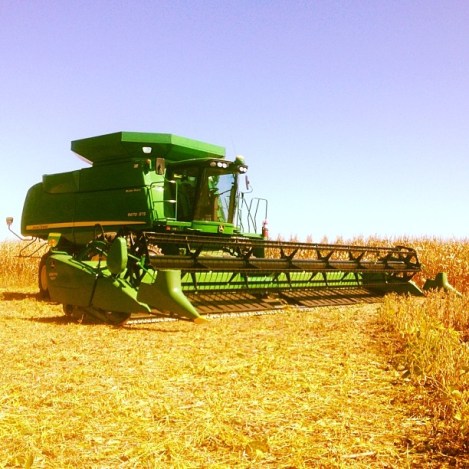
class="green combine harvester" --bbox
[15,131,430,325]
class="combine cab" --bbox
[17,131,427,325]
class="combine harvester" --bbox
[12,131,433,325]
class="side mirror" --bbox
[6,216,24,240]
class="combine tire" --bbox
[38,253,50,299]
[63,304,85,322]
[63,304,130,325]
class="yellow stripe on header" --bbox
[26,221,147,230]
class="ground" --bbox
[0,292,462,468]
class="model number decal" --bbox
[128,212,147,217]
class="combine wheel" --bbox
[85,308,131,326]
[63,304,130,326]
[38,253,50,299]
[63,304,86,322]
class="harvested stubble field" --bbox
[0,237,468,468]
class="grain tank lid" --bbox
[71,131,226,165]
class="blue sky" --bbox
[1,0,468,241]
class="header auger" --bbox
[13,131,437,325]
